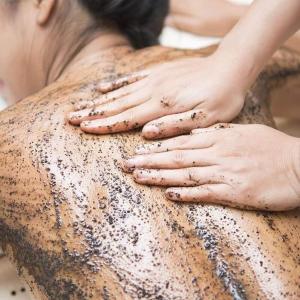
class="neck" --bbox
[45,30,131,86]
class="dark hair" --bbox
[78,0,169,49]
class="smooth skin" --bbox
[0,0,127,105]
[166,0,247,37]
[69,0,300,211]
[124,124,300,211]
[166,0,300,52]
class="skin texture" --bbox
[0,45,300,300]
[124,123,300,211]
[68,55,246,139]
[67,0,300,212]
[166,0,247,37]
[0,0,128,105]
[167,0,300,53]
[69,0,300,139]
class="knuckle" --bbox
[156,171,165,182]
[176,135,191,147]
[172,150,185,166]
[202,187,214,200]
[118,113,135,129]
[228,129,242,142]
[231,161,248,173]
[239,182,251,196]
[125,111,135,123]
[225,150,241,158]
[186,168,199,185]
[144,155,154,167]
[227,174,251,196]
[214,143,240,158]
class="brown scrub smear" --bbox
[0,35,300,300]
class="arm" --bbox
[69,0,300,139]
[126,1,300,211]
[215,0,300,92]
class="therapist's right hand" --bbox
[69,54,246,139]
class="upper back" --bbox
[0,45,300,300]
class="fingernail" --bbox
[122,158,136,173]
[143,125,160,137]
[133,169,150,181]
[166,190,181,201]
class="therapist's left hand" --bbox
[123,124,300,211]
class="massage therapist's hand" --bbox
[123,124,300,211]
[68,55,246,139]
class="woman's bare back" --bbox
[0,46,299,300]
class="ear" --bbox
[34,0,57,25]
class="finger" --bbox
[97,72,149,93]
[74,100,95,111]
[165,185,252,210]
[142,109,211,139]
[74,80,144,110]
[68,93,147,125]
[165,184,230,204]
[191,123,237,135]
[133,167,223,187]
[124,148,217,172]
[69,107,99,125]
[135,133,215,155]
[80,101,161,134]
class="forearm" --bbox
[214,0,300,90]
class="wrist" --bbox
[210,46,253,99]
[213,39,260,92]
